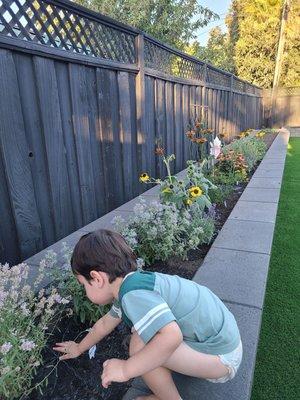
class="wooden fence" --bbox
[0,0,263,265]
[263,87,300,128]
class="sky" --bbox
[197,0,232,46]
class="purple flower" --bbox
[20,340,36,351]
[0,342,13,354]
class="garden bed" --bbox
[20,132,277,400]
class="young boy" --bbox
[53,229,243,400]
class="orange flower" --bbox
[155,146,164,156]
[196,138,207,144]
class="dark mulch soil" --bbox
[24,132,276,400]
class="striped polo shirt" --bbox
[109,271,241,355]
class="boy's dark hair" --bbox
[71,229,137,283]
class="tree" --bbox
[74,0,219,50]
[185,27,235,73]
[227,0,300,88]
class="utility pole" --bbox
[269,0,291,125]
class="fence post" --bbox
[135,34,147,187]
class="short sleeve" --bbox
[109,299,122,319]
[121,289,176,343]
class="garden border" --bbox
[23,129,290,400]
[121,128,290,400]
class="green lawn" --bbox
[251,138,300,400]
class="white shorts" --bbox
[206,340,243,383]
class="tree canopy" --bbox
[227,0,300,88]
[75,0,219,50]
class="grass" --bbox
[251,138,300,400]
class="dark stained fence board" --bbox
[55,61,83,229]
[155,79,166,177]
[174,83,183,172]
[34,56,74,239]
[86,66,107,214]
[182,85,190,163]
[144,76,156,179]
[0,150,21,265]
[69,63,98,223]
[165,81,175,174]
[128,73,139,197]
[96,68,124,211]
[0,49,43,258]
[13,52,56,247]
[118,71,134,201]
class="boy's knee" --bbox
[129,331,145,356]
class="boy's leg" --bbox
[130,331,229,400]
[130,333,182,400]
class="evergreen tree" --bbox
[227,0,300,88]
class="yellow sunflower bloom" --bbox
[139,173,150,182]
[186,198,193,205]
[189,186,203,197]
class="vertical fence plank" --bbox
[0,49,43,259]
[182,85,190,163]
[14,53,56,246]
[0,151,21,265]
[56,61,83,229]
[85,66,107,214]
[34,56,74,239]
[96,68,124,211]
[166,81,175,173]
[69,63,98,223]
[144,76,156,178]
[118,71,134,201]
[155,79,166,177]
[174,83,183,173]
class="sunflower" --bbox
[185,198,193,206]
[139,173,150,182]
[189,186,203,197]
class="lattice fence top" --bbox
[144,39,206,81]
[0,0,261,94]
[206,66,231,88]
[0,0,136,63]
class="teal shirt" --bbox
[109,271,241,355]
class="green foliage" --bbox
[188,27,235,73]
[113,200,214,265]
[208,185,234,204]
[140,154,215,211]
[223,136,267,170]
[75,0,219,49]
[0,262,71,399]
[49,246,108,325]
[227,0,300,88]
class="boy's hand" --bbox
[101,358,128,388]
[53,341,82,360]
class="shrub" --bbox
[48,245,109,325]
[113,200,214,265]
[222,136,267,170]
[0,261,70,399]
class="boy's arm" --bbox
[53,312,121,360]
[125,321,183,379]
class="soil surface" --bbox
[24,132,276,400]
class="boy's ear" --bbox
[90,270,106,286]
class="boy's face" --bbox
[76,273,113,305]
